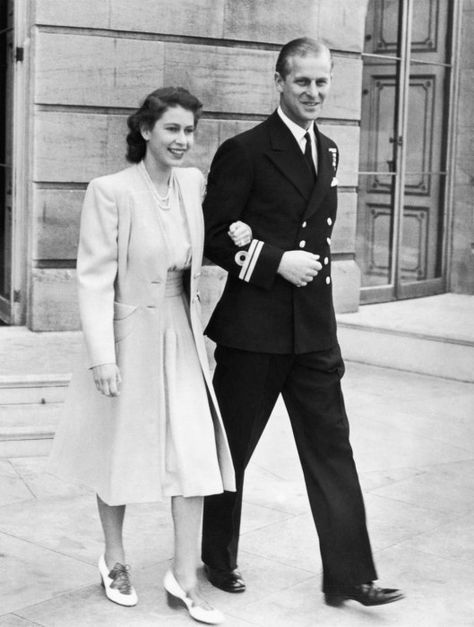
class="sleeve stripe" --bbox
[244,240,263,282]
[238,239,258,280]
[242,239,264,282]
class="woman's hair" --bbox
[126,87,203,163]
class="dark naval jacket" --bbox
[203,110,340,354]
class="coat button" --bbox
[327,217,333,226]
[326,276,331,284]
[324,257,329,265]
[302,221,307,228]
[326,237,331,245]
[299,240,306,248]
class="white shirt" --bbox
[277,106,317,173]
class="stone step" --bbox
[337,323,474,383]
[0,436,53,458]
[0,374,70,405]
[0,372,70,456]
[0,402,62,457]
[336,294,474,383]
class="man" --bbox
[201,37,403,607]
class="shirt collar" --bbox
[277,106,314,145]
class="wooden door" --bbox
[356,0,451,301]
[399,0,449,297]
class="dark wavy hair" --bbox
[126,87,203,163]
[275,37,333,78]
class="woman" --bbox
[49,87,251,624]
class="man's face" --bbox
[275,52,332,129]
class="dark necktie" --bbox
[304,131,317,181]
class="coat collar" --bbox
[265,111,336,219]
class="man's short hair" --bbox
[275,37,332,78]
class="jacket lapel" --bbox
[302,126,336,221]
[265,112,314,201]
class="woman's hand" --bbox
[92,363,122,397]
[228,221,252,247]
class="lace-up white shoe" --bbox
[98,554,138,606]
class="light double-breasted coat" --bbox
[49,163,235,505]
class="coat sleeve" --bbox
[203,137,284,290]
[76,178,119,368]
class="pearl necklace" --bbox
[154,186,171,211]
[140,161,173,211]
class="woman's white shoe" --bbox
[163,570,224,624]
[98,554,138,607]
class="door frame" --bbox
[0,0,30,324]
[359,0,463,304]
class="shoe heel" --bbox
[325,593,345,607]
[166,591,183,609]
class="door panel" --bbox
[401,60,449,287]
[357,59,399,288]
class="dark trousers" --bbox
[202,344,377,591]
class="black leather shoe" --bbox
[204,565,246,593]
[325,582,404,607]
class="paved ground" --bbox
[1,361,474,626]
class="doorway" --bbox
[356,0,458,303]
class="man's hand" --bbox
[92,363,121,397]
[277,251,322,287]
[228,221,252,247]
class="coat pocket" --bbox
[113,301,139,343]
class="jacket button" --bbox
[326,276,331,284]
[302,221,307,228]
[326,237,331,245]
[324,257,329,265]
[327,217,333,226]
[299,240,306,248]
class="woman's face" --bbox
[141,105,196,169]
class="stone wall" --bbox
[451,0,474,294]
[28,0,369,330]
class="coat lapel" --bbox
[302,126,336,221]
[265,112,314,201]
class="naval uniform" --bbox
[201,109,377,592]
